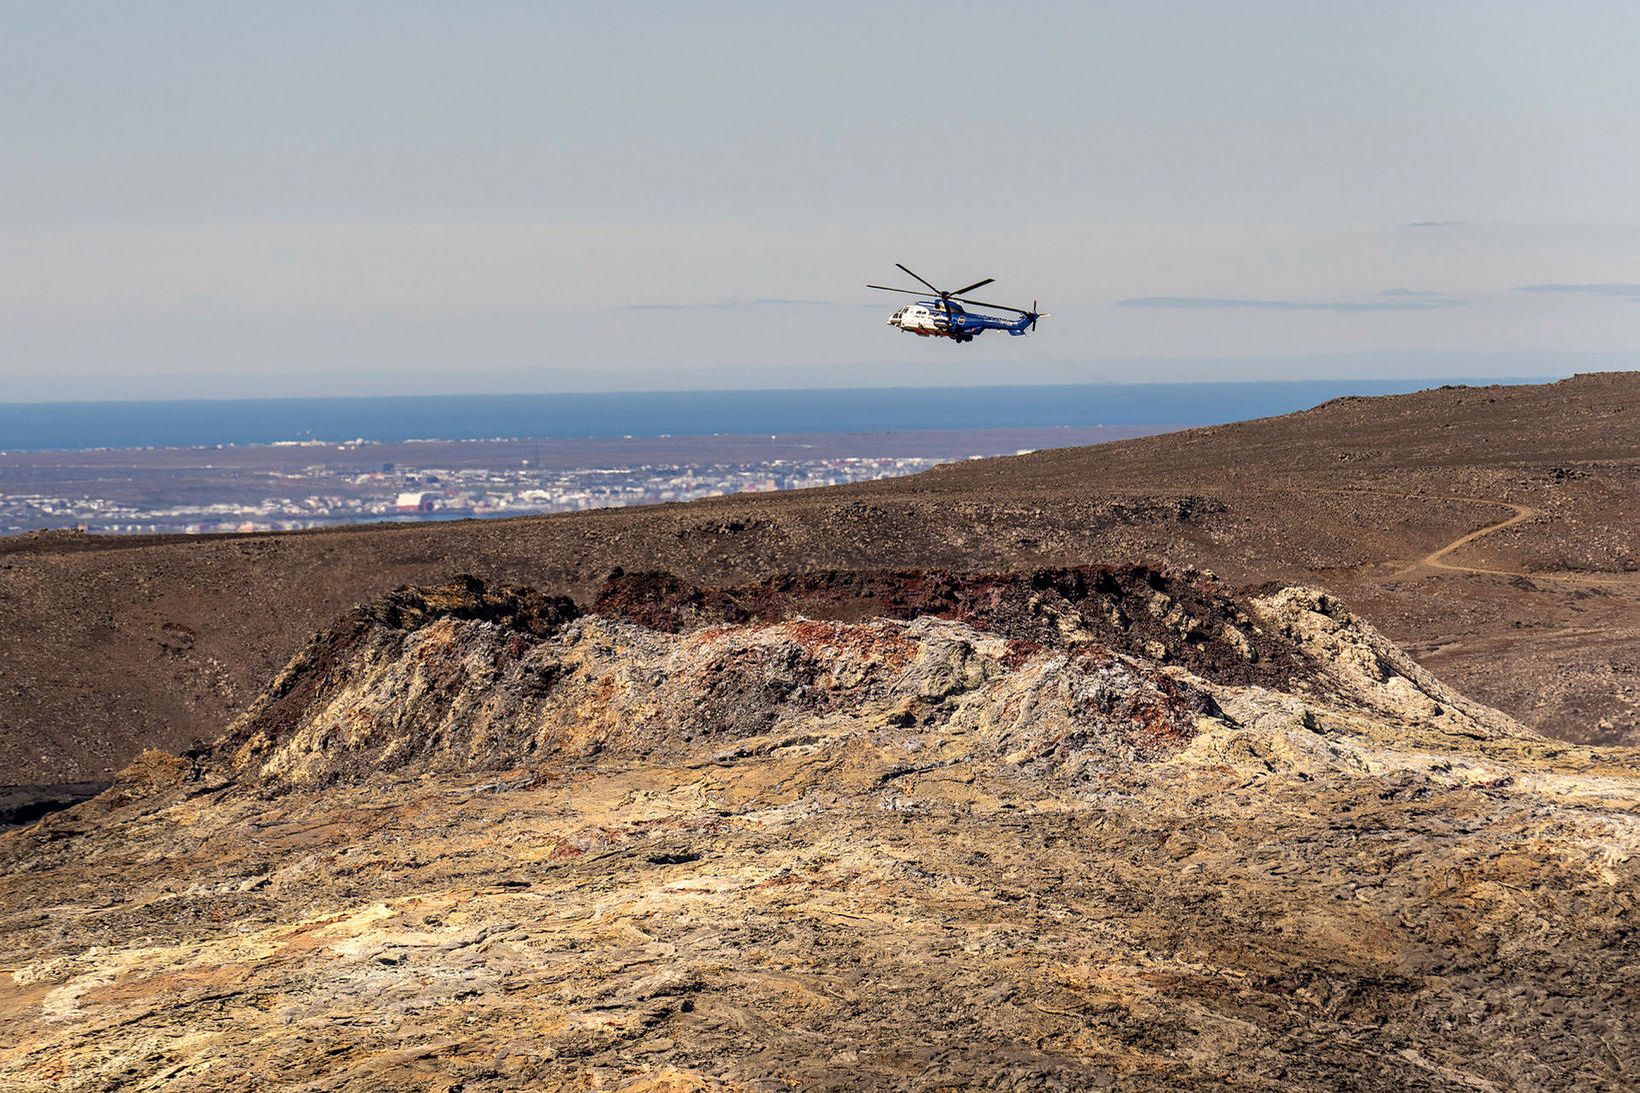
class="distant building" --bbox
[396,491,436,514]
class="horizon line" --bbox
[0,374,1566,410]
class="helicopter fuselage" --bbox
[887,300,1032,342]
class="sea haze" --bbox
[0,379,1543,453]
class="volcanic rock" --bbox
[2,572,1635,1089]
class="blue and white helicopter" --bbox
[869,264,1046,343]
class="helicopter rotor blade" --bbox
[949,277,995,297]
[895,264,943,295]
[948,295,1034,316]
[867,284,941,298]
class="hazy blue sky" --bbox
[4,1,1639,398]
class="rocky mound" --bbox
[203,566,1409,793]
[1,573,1636,1089]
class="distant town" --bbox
[0,426,1159,537]
[0,451,943,535]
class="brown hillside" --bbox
[2,372,1636,784]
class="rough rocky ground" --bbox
[3,373,1638,790]
[2,573,1635,1090]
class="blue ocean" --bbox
[0,379,1541,453]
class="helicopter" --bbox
[868,264,1046,343]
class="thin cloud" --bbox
[1406,220,1464,228]
[620,297,835,311]
[1119,291,1466,313]
[1513,283,1640,299]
